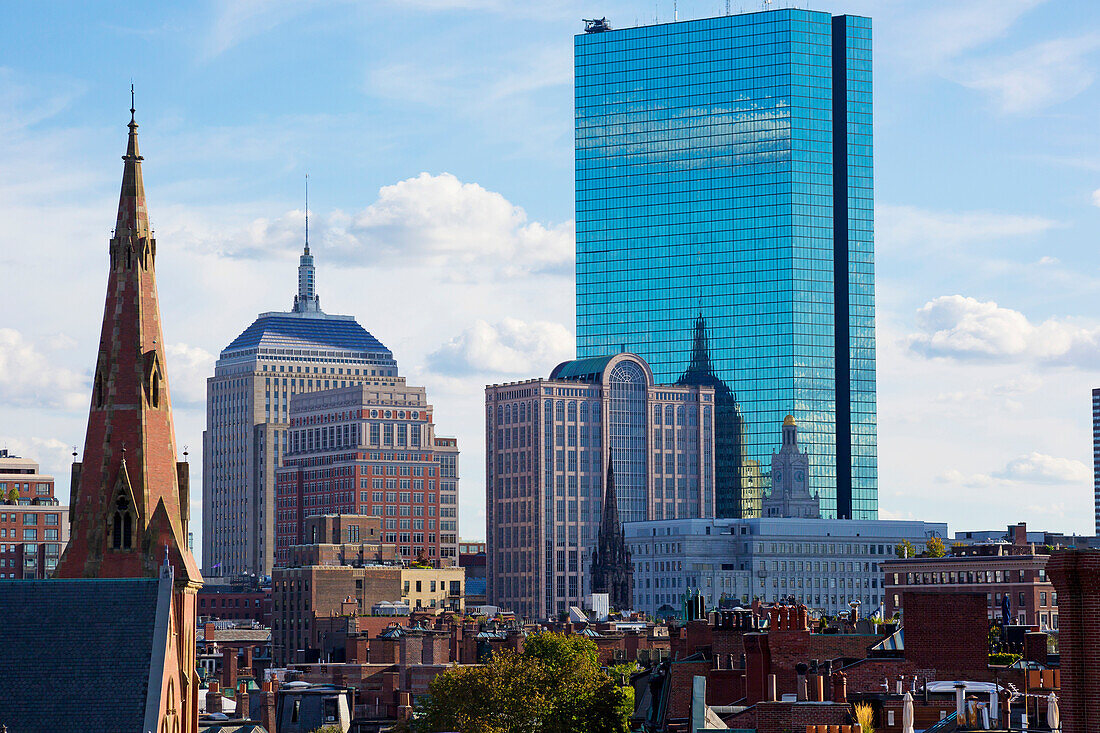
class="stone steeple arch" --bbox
[590,461,634,610]
[55,102,200,587]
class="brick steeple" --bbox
[590,460,633,610]
[55,99,201,587]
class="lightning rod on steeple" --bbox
[304,173,310,255]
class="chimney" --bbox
[341,595,357,616]
[206,681,223,713]
[1012,523,1027,546]
[236,681,250,721]
[795,663,809,701]
[242,646,253,672]
[832,672,848,704]
[260,680,278,733]
[767,674,777,702]
[222,647,238,691]
[204,621,216,648]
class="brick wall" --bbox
[1047,551,1100,733]
[726,701,851,733]
[902,591,989,678]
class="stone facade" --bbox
[485,352,715,619]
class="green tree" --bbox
[413,632,630,733]
[6,486,18,504]
[895,539,917,558]
[925,536,946,558]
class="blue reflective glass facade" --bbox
[575,9,876,520]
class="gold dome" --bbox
[783,415,796,427]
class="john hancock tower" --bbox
[575,9,876,519]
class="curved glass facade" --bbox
[575,9,877,519]
[608,359,648,523]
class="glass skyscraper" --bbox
[575,9,876,520]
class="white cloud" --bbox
[0,328,88,410]
[876,204,1056,252]
[165,343,216,409]
[939,452,1089,490]
[168,173,574,279]
[344,173,573,275]
[880,0,1046,72]
[1092,188,1100,208]
[994,452,1091,484]
[955,35,1100,113]
[908,295,1100,365]
[427,318,573,376]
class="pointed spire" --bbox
[116,84,149,239]
[55,102,200,586]
[292,174,322,314]
[601,460,620,531]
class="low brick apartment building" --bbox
[0,451,69,579]
[273,514,464,664]
[882,524,1058,630]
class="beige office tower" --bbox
[485,352,716,620]
[203,244,401,578]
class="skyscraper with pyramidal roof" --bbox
[203,232,406,577]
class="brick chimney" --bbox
[206,681,223,713]
[341,595,357,616]
[260,680,278,733]
[832,671,848,704]
[222,647,238,691]
[204,622,216,648]
[236,681,250,721]
[1011,523,1028,546]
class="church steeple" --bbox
[55,99,201,586]
[292,175,321,314]
[590,461,633,610]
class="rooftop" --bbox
[222,312,395,361]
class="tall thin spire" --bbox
[292,174,321,314]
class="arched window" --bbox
[151,374,160,408]
[653,405,662,424]
[555,400,565,421]
[665,405,674,425]
[112,496,133,550]
[580,402,589,423]
[567,401,577,422]
[95,378,105,409]
[677,405,685,426]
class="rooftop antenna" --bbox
[726,0,731,14]
[129,82,135,122]
[304,173,310,254]
[674,0,678,20]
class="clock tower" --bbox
[762,416,821,519]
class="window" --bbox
[22,529,37,541]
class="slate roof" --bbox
[222,313,393,359]
[0,578,164,733]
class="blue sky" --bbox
[4,0,1100,564]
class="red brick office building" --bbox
[882,527,1057,630]
[274,384,459,567]
[0,451,69,579]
